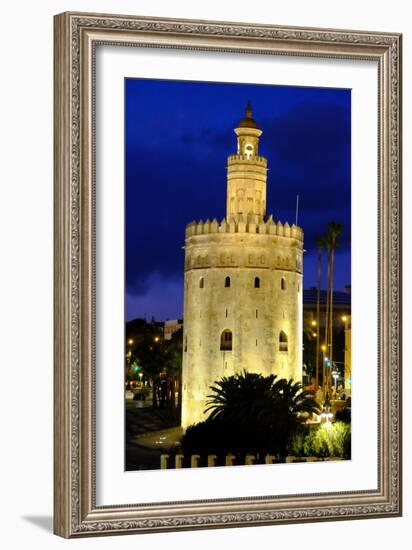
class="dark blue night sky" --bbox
[125,78,351,322]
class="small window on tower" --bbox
[279,331,288,352]
[225,276,231,288]
[184,336,188,353]
[254,277,260,288]
[199,277,204,288]
[281,277,286,290]
[245,144,254,158]
[220,329,233,351]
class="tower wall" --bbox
[226,155,268,218]
[181,217,303,428]
[180,102,304,429]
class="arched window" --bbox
[281,277,286,290]
[254,276,260,288]
[199,277,204,289]
[225,276,231,288]
[220,329,233,351]
[244,143,254,158]
[279,331,288,352]
[184,336,188,352]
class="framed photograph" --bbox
[54,12,402,537]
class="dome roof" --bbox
[237,100,258,129]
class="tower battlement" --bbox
[185,216,303,241]
[227,154,267,166]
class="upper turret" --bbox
[234,100,263,158]
[226,101,268,219]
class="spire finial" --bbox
[246,99,252,118]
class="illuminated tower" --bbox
[181,102,304,428]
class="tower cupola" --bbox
[226,101,267,219]
[234,100,263,158]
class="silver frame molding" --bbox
[53,11,402,538]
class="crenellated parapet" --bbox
[227,154,267,166]
[185,215,304,242]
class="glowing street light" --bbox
[321,394,333,427]
[311,320,316,327]
[154,336,160,343]
[320,409,333,427]
[342,315,347,323]
[128,338,134,345]
[332,369,339,396]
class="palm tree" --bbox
[326,222,344,377]
[203,372,320,459]
[315,235,328,386]
[272,378,320,417]
[269,378,321,458]
[205,370,277,424]
[323,233,332,393]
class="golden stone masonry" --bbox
[181,102,304,427]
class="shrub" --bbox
[180,373,321,460]
[303,422,351,459]
[288,425,310,457]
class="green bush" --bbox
[302,422,351,459]
[288,425,310,457]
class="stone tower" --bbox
[181,102,304,428]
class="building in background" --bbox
[181,103,304,427]
[164,319,183,340]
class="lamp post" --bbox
[321,344,327,392]
[332,368,339,398]
[320,392,333,427]
[311,321,317,387]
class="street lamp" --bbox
[332,368,339,397]
[320,344,327,391]
[320,393,333,427]
[128,338,134,345]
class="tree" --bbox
[205,371,277,424]
[315,235,329,386]
[323,232,332,393]
[163,328,183,420]
[268,378,321,458]
[125,318,165,407]
[326,222,344,375]
[182,371,322,460]
[138,339,164,407]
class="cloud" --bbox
[125,98,351,309]
[126,273,183,321]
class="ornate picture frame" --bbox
[54,11,402,537]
